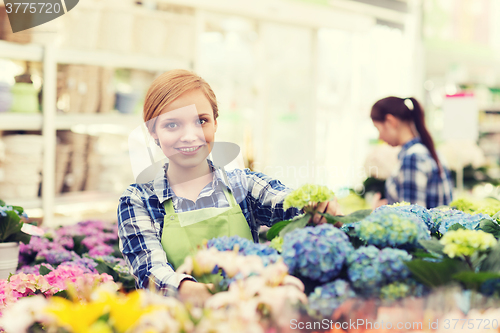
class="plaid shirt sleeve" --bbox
[117,185,195,293]
[242,169,301,226]
[397,154,431,207]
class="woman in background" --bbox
[370,96,453,208]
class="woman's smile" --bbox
[175,145,205,155]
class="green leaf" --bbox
[412,249,440,259]
[320,209,372,225]
[405,258,469,287]
[480,243,500,272]
[452,271,500,290]
[0,200,5,206]
[39,265,53,276]
[6,231,31,245]
[95,262,119,281]
[491,209,500,221]
[267,219,293,240]
[448,223,466,231]
[53,290,70,299]
[279,214,311,237]
[418,239,445,257]
[479,219,500,238]
[72,235,88,255]
[0,210,22,242]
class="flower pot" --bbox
[0,242,20,279]
[10,83,40,113]
[0,82,13,113]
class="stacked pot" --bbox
[0,135,43,199]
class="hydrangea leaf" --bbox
[267,219,293,240]
[39,265,53,276]
[452,271,500,291]
[418,239,445,257]
[278,214,311,238]
[405,258,468,287]
[0,209,23,242]
[320,209,372,225]
[480,243,500,273]
[448,223,466,231]
[479,219,500,238]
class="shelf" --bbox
[0,40,44,62]
[56,48,191,72]
[4,191,122,210]
[0,113,143,131]
[0,40,190,71]
[0,113,43,130]
[55,113,143,130]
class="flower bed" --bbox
[2,190,500,332]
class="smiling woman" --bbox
[117,69,342,305]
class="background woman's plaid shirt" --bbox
[117,160,300,293]
[385,137,454,208]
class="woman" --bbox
[117,69,340,304]
[370,96,453,208]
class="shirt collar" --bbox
[153,159,231,203]
[398,137,421,160]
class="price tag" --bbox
[21,223,45,237]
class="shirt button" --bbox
[170,215,175,220]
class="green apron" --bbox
[161,187,253,270]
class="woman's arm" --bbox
[243,170,341,226]
[117,185,195,293]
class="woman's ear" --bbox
[214,119,218,132]
[385,114,399,128]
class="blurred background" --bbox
[0,0,499,226]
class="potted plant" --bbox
[0,199,31,279]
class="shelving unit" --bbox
[0,39,192,226]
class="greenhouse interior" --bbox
[2,0,500,332]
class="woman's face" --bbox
[372,120,398,146]
[152,89,217,170]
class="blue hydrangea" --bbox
[436,210,494,234]
[281,224,353,283]
[347,246,412,297]
[355,208,430,249]
[207,236,280,266]
[308,280,355,318]
[375,204,432,231]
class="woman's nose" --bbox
[180,124,204,142]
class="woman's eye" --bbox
[165,123,177,129]
[197,118,207,125]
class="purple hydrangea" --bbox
[88,244,115,257]
[16,263,55,275]
[35,249,81,265]
[435,210,493,234]
[59,258,99,274]
[281,224,353,283]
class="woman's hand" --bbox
[310,198,343,228]
[371,192,388,209]
[178,280,214,306]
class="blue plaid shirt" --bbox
[385,137,454,208]
[117,160,300,293]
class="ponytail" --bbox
[371,96,442,171]
[408,97,442,170]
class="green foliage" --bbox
[405,258,469,287]
[447,223,466,231]
[480,243,500,273]
[452,271,500,291]
[418,239,445,257]
[94,259,135,292]
[320,209,372,225]
[72,235,88,256]
[480,219,500,238]
[278,214,310,238]
[0,201,31,244]
[39,265,52,276]
[266,219,294,241]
